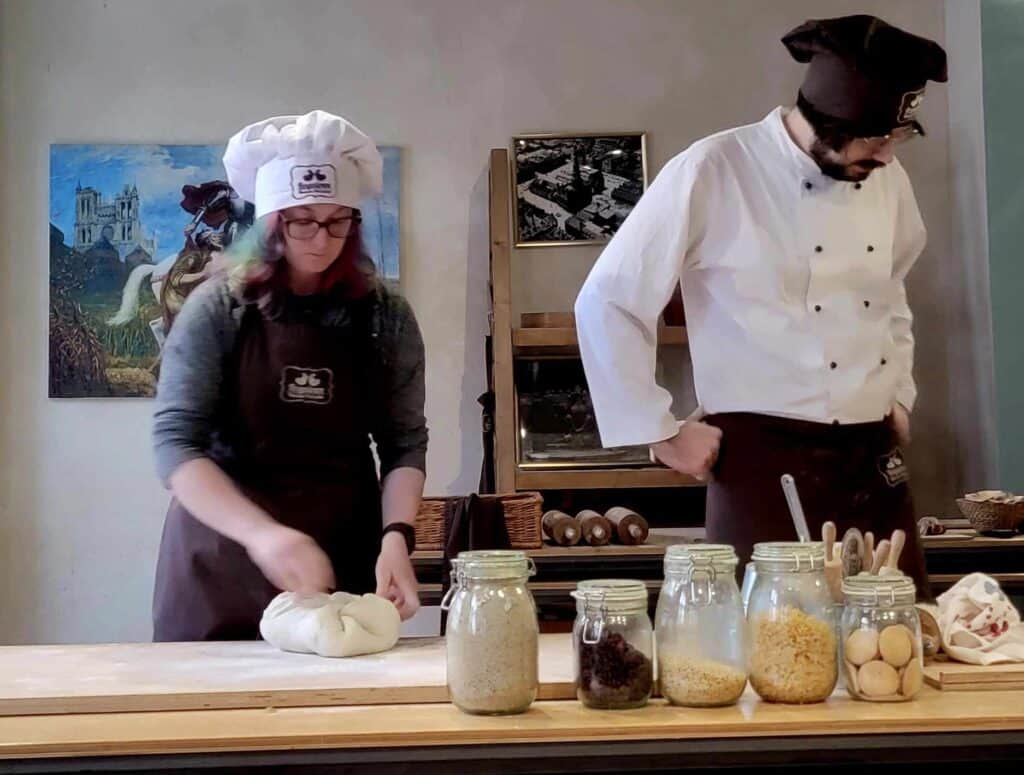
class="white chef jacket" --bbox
[574,107,926,449]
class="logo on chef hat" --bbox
[280,366,334,405]
[897,89,925,124]
[290,164,337,200]
[878,448,910,487]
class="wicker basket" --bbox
[414,491,544,550]
[956,498,1024,534]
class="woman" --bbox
[151,110,427,641]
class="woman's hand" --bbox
[375,531,421,620]
[245,523,336,595]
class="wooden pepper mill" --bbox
[604,506,649,545]
[577,509,613,547]
[542,510,582,546]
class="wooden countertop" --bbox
[2,687,1023,760]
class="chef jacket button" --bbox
[804,181,813,190]
[855,183,863,190]
[832,419,841,426]
[867,245,875,252]
[815,245,823,253]
[881,358,888,366]
[864,300,871,308]
[814,304,822,312]
[830,361,838,370]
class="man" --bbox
[574,15,947,592]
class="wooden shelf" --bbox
[513,325,687,351]
[515,466,701,490]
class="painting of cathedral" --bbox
[49,144,401,399]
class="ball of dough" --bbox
[260,591,401,658]
[844,628,880,666]
[901,660,924,697]
[858,660,900,698]
[879,625,914,667]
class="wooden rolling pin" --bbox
[542,510,581,546]
[577,510,613,547]
[604,507,649,545]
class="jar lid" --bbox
[751,541,825,572]
[664,543,738,573]
[451,549,535,580]
[571,579,648,611]
[842,573,917,606]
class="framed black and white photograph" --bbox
[511,132,647,247]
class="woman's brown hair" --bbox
[226,210,377,312]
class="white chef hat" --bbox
[223,110,383,219]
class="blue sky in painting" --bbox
[50,144,400,281]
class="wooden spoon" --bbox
[880,529,906,577]
[840,527,864,577]
[863,531,875,573]
[870,539,891,575]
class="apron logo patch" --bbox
[897,89,925,123]
[878,448,909,487]
[280,366,333,405]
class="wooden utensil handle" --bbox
[871,539,891,575]
[822,521,837,561]
[887,529,906,570]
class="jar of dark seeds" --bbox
[442,550,539,715]
[572,579,654,709]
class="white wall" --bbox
[0,0,981,644]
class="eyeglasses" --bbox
[283,215,361,240]
[852,126,921,152]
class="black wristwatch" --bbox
[383,522,416,555]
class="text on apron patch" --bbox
[280,366,334,405]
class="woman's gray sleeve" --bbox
[373,299,428,478]
[151,284,235,487]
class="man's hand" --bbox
[650,421,723,482]
[376,531,421,620]
[891,403,912,447]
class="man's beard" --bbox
[809,139,885,182]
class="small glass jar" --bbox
[655,544,748,706]
[572,579,654,709]
[746,542,838,704]
[442,550,539,715]
[840,574,924,702]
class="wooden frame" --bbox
[510,131,648,248]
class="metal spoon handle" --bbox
[780,474,811,542]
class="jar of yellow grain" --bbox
[840,574,923,702]
[746,542,838,704]
[655,544,748,707]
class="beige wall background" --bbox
[0,0,987,644]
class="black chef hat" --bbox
[783,15,948,138]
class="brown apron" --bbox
[153,299,382,641]
[703,412,929,598]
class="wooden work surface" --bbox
[1,686,1023,761]
[0,635,575,717]
[924,659,1024,690]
